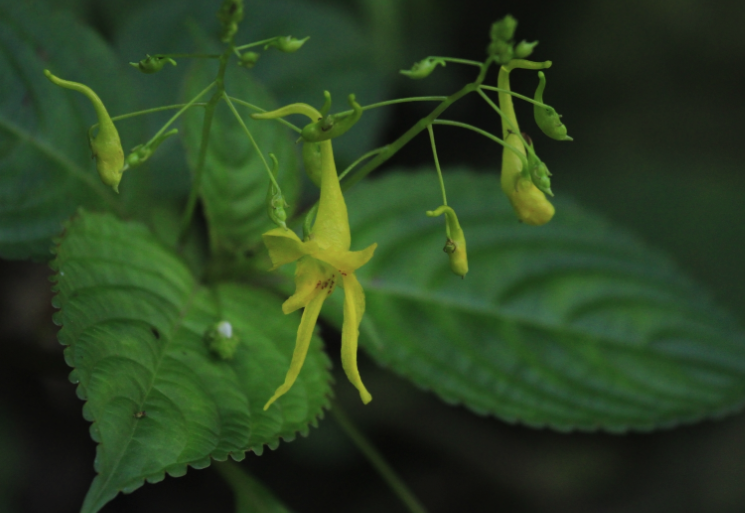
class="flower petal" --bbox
[264,287,328,411]
[340,273,372,404]
[314,243,377,274]
[262,227,315,270]
[282,256,330,314]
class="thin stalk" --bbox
[432,119,525,164]
[331,405,429,513]
[335,96,448,118]
[148,82,216,147]
[341,56,494,191]
[222,94,279,190]
[108,103,208,123]
[178,46,232,245]
[434,56,483,67]
[476,87,530,150]
[426,124,447,206]
[339,146,388,181]
[234,37,279,51]
[227,96,302,133]
[154,52,220,59]
[479,85,550,108]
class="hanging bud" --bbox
[44,70,125,192]
[266,154,289,229]
[130,55,177,74]
[265,35,309,53]
[490,14,518,42]
[217,0,244,43]
[301,93,363,143]
[302,142,323,187]
[426,205,468,278]
[203,320,240,360]
[533,72,573,141]
[124,129,178,169]
[238,51,260,69]
[399,57,446,80]
[514,40,538,59]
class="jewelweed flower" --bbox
[44,70,125,192]
[254,103,377,410]
[497,66,555,225]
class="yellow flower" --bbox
[497,66,555,226]
[256,104,377,410]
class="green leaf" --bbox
[215,460,294,513]
[323,169,745,431]
[113,0,392,166]
[52,211,331,513]
[0,1,148,260]
[182,62,299,256]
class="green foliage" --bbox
[0,1,147,260]
[51,211,331,513]
[323,170,745,431]
[215,460,294,513]
[182,62,299,255]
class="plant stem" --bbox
[177,46,232,246]
[478,85,549,108]
[227,96,302,133]
[476,87,530,150]
[234,37,279,51]
[155,52,221,59]
[434,56,483,67]
[335,96,448,118]
[148,82,216,147]
[331,405,429,513]
[426,125,447,206]
[432,119,524,163]
[342,57,494,192]
[108,103,208,123]
[339,146,388,181]
[222,94,279,190]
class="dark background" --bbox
[2,0,745,511]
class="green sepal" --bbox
[533,71,573,141]
[300,94,362,143]
[238,51,260,68]
[302,142,323,188]
[524,141,554,197]
[514,40,538,59]
[129,55,177,74]
[264,35,309,53]
[399,57,446,80]
[124,129,178,169]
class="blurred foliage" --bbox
[4,0,745,512]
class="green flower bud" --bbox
[524,142,553,197]
[266,154,289,229]
[533,71,573,141]
[301,94,363,143]
[302,142,323,187]
[217,0,244,42]
[203,320,240,360]
[487,15,519,62]
[399,57,446,80]
[44,70,125,192]
[129,55,177,74]
[238,51,260,69]
[514,40,538,59]
[490,14,517,43]
[265,35,309,53]
[124,129,178,169]
[426,205,468,278]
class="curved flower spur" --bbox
[252,101,376,410]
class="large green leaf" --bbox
[51,211,331,513]
[182,62,299,256]
[0,0,148,260]
[322,169,745,431]
[113,0,392,167]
